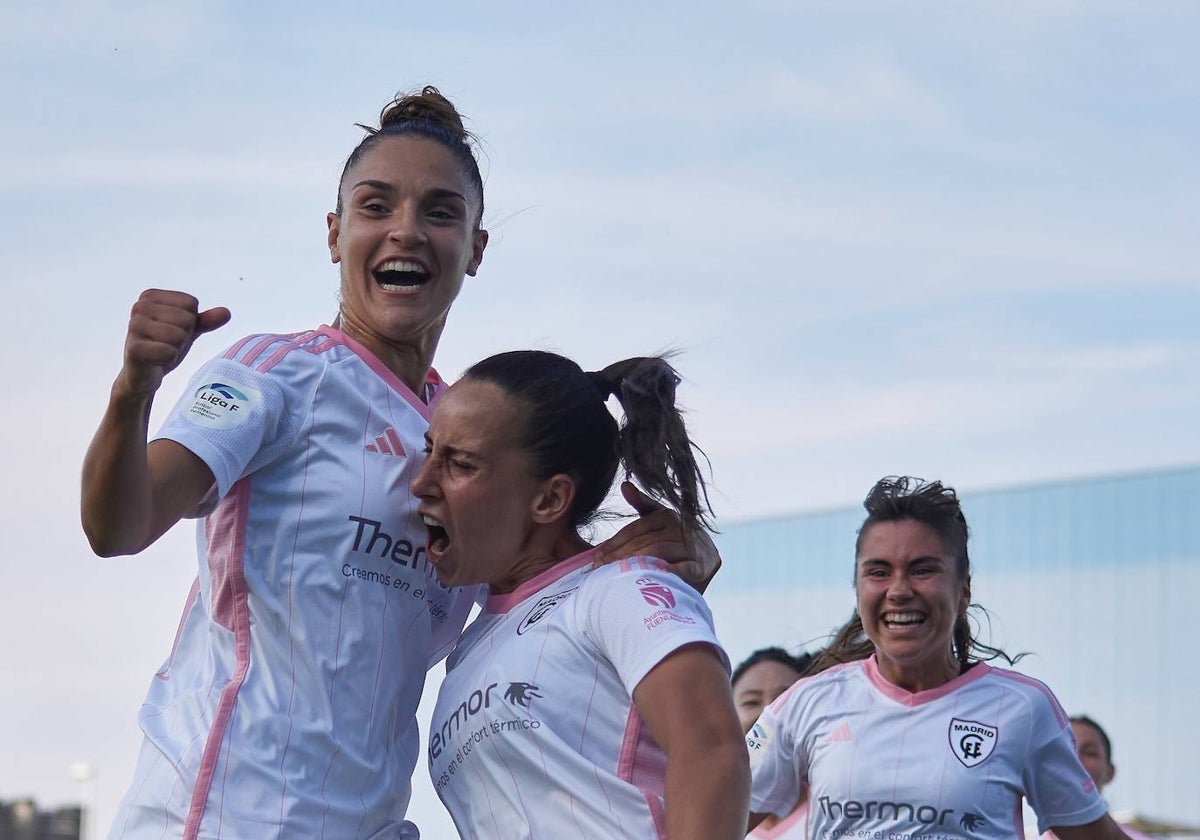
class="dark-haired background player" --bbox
[747,477,1131,840]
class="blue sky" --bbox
[2,1,1197,836]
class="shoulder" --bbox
[581,556,703,606]
[972,666,1070,727]
[769,659,865,717]
[979,667,1066,710]
[215,328,344,372]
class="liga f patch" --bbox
[184,382,259,430]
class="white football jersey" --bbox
[748,656,1107,840]
[429,552,727,839]
[751,800,810,839]
[109,327,477,840]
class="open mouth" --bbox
[882,611,926,629]
[421,514,450,559]
[373,259,430,291]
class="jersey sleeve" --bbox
[1022,691,1108,832]
[152,351,298,506]
[748,683,808,819]
[579,558,727,695]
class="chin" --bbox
[432,564,457,587]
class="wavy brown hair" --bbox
[808,476,1020,675]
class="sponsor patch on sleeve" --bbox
[746,718,774,770]
[182,382,259,430]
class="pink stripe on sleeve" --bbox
[990,669,1070,727]
[255,332,321,373]
[242,335,292,367]
[222,333,264,361]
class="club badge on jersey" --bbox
[948,718,999,767]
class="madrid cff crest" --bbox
[948,717,998,767]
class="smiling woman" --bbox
[745,477,1134,840]
[79,87,718,840]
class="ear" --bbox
[466,228,489,276]
[958,573,972,615]
[529,473,576,526]
[1103,761,1116,787]
[327,212,342,264]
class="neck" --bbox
[334,312,444,396]
[875,649,961,694]
[489,530,592,595]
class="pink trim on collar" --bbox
[864,654,992,706]
[316,325,440,419]
[485,548,598,614]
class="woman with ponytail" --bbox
[746,476,1130,840]
[415,350,749,840]
[82,89,718,839]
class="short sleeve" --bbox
[1023,696,1107,832]
[748,687,807,819]
[580,559,726,695]
[152,353,297,503]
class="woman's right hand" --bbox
[82,289,227,556]
[119,289,231,398]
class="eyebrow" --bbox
[859,555,946,567]
[351,180,468,203]
[423,434,480,460]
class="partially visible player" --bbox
[1057,717,1156,840]
[733,648,812,735]
[416,351,749,840]
[746,477,1131,840]
[732,648,812,839]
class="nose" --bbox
[389,204,427,248]
[886,573,913,601]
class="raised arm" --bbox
[633,643,750,840]
[81,289,230,555]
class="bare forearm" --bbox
[81,380,158,555]
[665,739,750,840]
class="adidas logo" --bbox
[365,427,406,457]
[822,722,852,744]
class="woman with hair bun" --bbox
[416,350,749,840]
[746,477,1131,840]
[81,88,718,840]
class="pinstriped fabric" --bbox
[750,658,1108,840]
[110,325,475,840]
[430,552,725,838]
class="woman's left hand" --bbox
[594,481,722,591]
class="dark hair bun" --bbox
[377,85,470,141]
